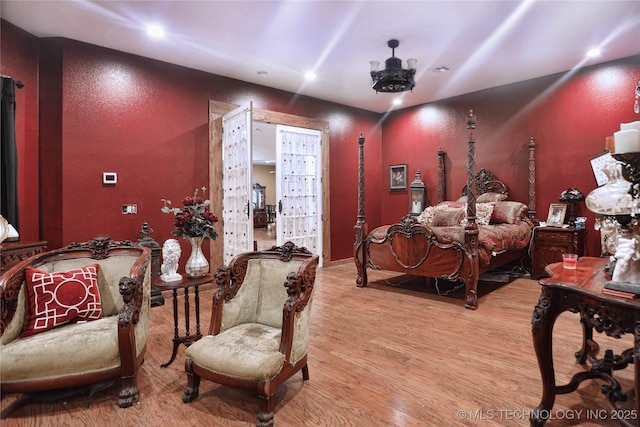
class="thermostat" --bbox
[103,172,117,185]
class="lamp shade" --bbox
[585,164,632,215]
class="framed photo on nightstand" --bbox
[546,204,567,227]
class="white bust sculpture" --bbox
[612,236,640,284]
[160,239,182,282]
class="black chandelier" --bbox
[370,39,417,93]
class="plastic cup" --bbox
[562,253,578,269]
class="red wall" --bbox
[381,56,640,256]
[3,18,639,262]
[2,21,382,263]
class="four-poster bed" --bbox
[353,111,537,309]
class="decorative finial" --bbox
[466,109,476,128]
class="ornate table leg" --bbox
[184,287,191,340]
[194,285,201,338]
[531,288,561,427]
[161,289,181,368]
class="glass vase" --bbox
[185,236,209,278]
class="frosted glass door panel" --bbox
[276,125,322,265]
[222,104,253,264]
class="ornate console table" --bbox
[531,257,640,426]
[0,240,47,273]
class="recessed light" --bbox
[586,48,601,58]
[304,71,316,81]
[146,24,165,39]
[392,99,402,106]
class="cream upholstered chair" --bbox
[0,235,151,408]
[182,241,319,427]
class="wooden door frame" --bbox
[208,100,330,268]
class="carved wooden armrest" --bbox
[209,264,243,335]
[118,275,143,327]
[0,269,26,336]
[280,258,318,359]
[117,251,150,327]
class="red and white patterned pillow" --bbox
[20,264,103,338]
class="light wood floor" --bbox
[254,226,277,251]
[1,262,635,426]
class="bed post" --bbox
[437,147,446,203]
[354,133,368,287]
[528,137,537,220]
[464,110,480,310]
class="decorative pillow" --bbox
[477,192,508,203]
[437,201,464,208]
[460,203,493,225]
[491,201,529,224]
[20,264,103,338]
[417,206,439,225]
[418,204,463,226]
[476,202,495,225]
[461,202,495,226]
[433,206,465,226]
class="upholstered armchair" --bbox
[182,241,319,427]
[0,235,151,408]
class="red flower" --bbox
[161,187,218,240]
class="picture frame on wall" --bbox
[546,203,567,227]
[389,164,407,191]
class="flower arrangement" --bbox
[161,187,219,240]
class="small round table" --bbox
[155,274,213,368]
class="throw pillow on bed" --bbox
[418,204,464,226]
[456,192,507,204]
[491,201,528,224]
[460,202,495,226]
[20,264,103,338]
[432,206,465,226]
[477,192,508,203]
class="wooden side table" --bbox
[531,258,640,426]
[155,274,213,368]
[0,240,47,273]
[531,226,585,278]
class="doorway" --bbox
[208,100,331,268]
[252,122,277,250]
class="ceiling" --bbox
[2,0,639,116]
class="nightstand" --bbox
[531,226,585,278]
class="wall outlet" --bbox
[122,204,137,214]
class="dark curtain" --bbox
[1,77,19,232]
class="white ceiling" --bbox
[2,0,639,116]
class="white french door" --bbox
[221,104,253,264]
[276,125,323,266]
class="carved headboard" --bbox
[461,168,508,198]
